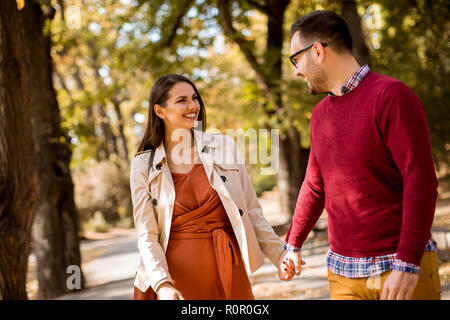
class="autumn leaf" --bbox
[16,0,25,11]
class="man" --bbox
[282,10,441,300]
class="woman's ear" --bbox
[154,104,165,119]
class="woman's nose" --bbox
[188,99,200,110]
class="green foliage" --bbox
[83,211,111,233]
[50,0,448,214]
[252,172,276,197]
[72,160,132,230]
[365,0,449,165]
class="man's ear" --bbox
[154,104,165,119]
[313,42,326,64]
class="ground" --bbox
[26,189,450,300]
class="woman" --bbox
[130,74,296,300]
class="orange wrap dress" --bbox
[133,163,254,300]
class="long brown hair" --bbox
[137,74,207,152]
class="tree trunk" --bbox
[21,0,85,299]
[218,0,309,215]
[70,66,99,160]
[264,0,309,215]
[277,129,309,215]
[111,97,129,161]
[0,0,40,300]
[96,103,119,159]
[340,0,371,66]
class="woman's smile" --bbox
[182,111,197,119]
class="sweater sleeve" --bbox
[285,130,326,249]
[376,82,438,265]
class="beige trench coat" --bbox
[130,129,284,293]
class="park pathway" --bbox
[52,190,450,300]
[54,230,331,300]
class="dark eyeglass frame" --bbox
[289,42,327,67]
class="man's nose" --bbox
[294,64,306,78]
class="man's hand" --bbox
[277,250,305,281]
[156,282,185,300]
[278,250,295,280]
[381,270,419,300]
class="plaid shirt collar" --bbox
[328,64,370,96]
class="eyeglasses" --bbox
[289,42,327,67]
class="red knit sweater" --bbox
[286,70,438,265]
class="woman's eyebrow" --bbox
[175,94,196,100]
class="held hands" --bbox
[277,250,306,281]
[156,282,185,300]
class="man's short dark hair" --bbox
[290,10,353,53]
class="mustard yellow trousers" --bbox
[327,251,441,300]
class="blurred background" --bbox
[0,0,448,300]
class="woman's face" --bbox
[155,81,201,132]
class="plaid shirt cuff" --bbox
[284,242,301,253]
[392,258,420,274]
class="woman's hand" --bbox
[156,282,185,300]
[277,251,295,281]
[277,250,306,281]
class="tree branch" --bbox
[247,0,268,13]
[159,0,195,48]
[340,0,371,66]
[216,0,273,99]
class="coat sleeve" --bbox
[130,157,173,292]
[229,137,284,267]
